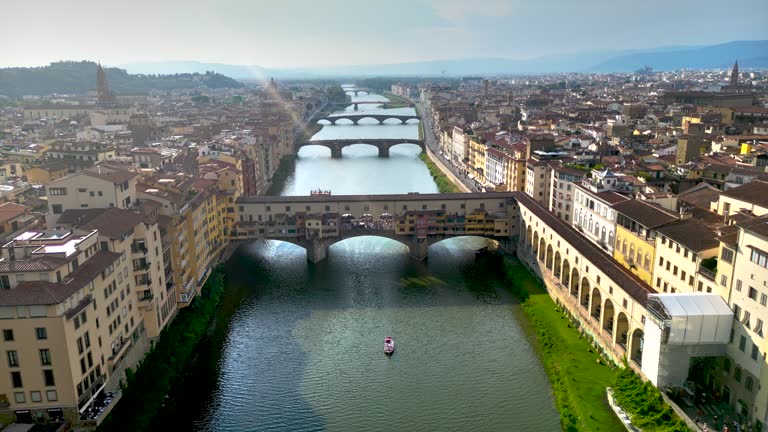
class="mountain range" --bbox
[119,40,768,78]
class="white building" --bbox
[572,175,631,253]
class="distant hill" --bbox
[121,61,268,80]
[588,40,768,72]
[0,61,244,97]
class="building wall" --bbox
[725,227,768,423]
[652,236,717,294]
[46,175,136,227]
[613,225,655,285]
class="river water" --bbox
[155,87,560,431]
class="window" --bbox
[46,390,57,401]
[739,335,747,351]
[35,328,47,340]
[52,204,63,214]
[720,275,727,287]
[761,293,767,307]
[11,371,22,388]
[752,344,760,360]
[30,391,42,402]
[749,287,758,300]
[3,329,13,341]
[40,349,51,366]
[750,248,768,268]
[48,187,67,195]
[0,276,9,290]
[43,369,54,386]
[734,367,742,382]
[736,279,743,291]
[746,376,754,392]
[7,351,18,367]
[721,248,734,264]
[14,392,24,403]
[756,319,764,336]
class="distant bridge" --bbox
[317,114,421,125]
[298,138,425,158]
[330,101,415,110]
[232,192,519,262]
[345,89,371,96]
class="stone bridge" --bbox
[317,114,420,125]
[345,89,371,96]
[298,138,425,158]
[232,192,519,262]
[330,101,414,110]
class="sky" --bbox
[1,0,767,68]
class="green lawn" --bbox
[504,258,625,431]
[419,153,461,193]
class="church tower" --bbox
[96,63,116,105]
[730,60,739,85]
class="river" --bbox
[154,86,560,431]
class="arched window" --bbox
[622,240,627,255]
[636,250,642,266]
[609,231,615,248]
[594,222,600,236]
[588,217,593,233]
[629,244,635,261]
[644,253,651,270]
[601,226,607,243]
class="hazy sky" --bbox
[2,0,767,68]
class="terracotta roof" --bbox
[0,202,29,225]
[0,251,120,306]
[737,214,768,239]
[83,168,138,184]
[513,192,654,304]
[0,256,67,273]
[656,220,719,252]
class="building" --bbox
[25,161,70,185]
[451,126,470,169]
[46,141,116,167]
[525,159,552,206]
[612,200,679,285]
[549,165,585,222]
[0,160,24,182]
[0,229,145,425]
[651,220,720,294]
[56,207,176,338]
[713,179,768,218]
[46,164,139,227]
[719,215,768,422]
[572,182,630,253]
[676,123,706,164]
[0,202,41,243]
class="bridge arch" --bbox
[297,144,333,157]
[388,143,424,155]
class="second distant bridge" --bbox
[298,138,425,158]
[317,114,421,125]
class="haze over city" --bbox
[2,0,768,69]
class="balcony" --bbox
[131,244,148,257]
[133,262,150,272]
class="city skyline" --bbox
[2,0,768,69]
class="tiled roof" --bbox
[656,220,719,252]
[612,200,678,228]
[0,202,29,225]
[722,180,768,209]
[0,256,67,273]
[513,192,654,304]
[0,251,120,306]
[81,208,143,240]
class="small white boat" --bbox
[384,337,395,355]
